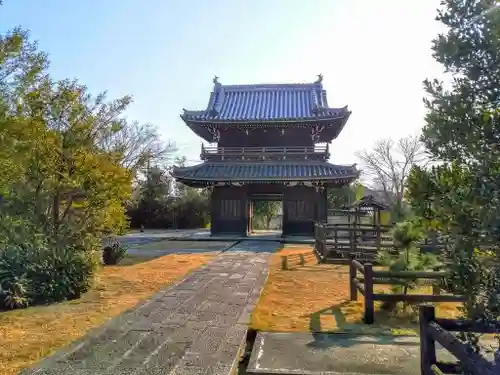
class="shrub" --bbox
[31,248,97,303]
[102,242,127,265]
[0,245,97,309]
[0,215,98,309]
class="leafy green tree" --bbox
[171,156,197,198]
[128,165,172,228]
[407,0,500,342]
[2,79,133,247]
[327,183,364,209]
[0,15,178,308]
[127,158,211,230]
[253,201,281,229]
[0,28,48,191]
[0,23,103,309]
[0,27,47,97]
[141,166,172,204]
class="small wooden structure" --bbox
[348,195,390,227]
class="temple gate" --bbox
[172,75,359,236]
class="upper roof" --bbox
[181,75,350,124]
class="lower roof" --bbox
[171,161,358,183]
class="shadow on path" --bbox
[306,302,418,349]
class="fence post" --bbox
[315,224,319,253]
[432,283,441,296]
[419,305,437,375]
[320,225,326,257]
[376,225,381,252]
[281,256,288,270]
[364,263,374,324]
[334,227,338,251]
[349,254,358,301]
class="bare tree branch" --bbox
[355,135,427,208]
[96,121,177,175]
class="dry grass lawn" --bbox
[0,252,216,375]
[251,245,462,335]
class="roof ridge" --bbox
[180,75,351,129]
[220,83,319,91]
[200,161,356,167]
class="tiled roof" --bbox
[172,161,358,182]
[350,195,390,210]
[181,77,349,123]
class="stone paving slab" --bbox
[125,241,236,258]
[115,230,315,244]
[247,332,459,375]
[20,248,276,375]
[229,240,285,253]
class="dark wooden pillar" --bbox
[318,187,328,223]
[247,199,253,235]
[210,186,248,236]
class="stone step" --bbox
[246,332,459,375]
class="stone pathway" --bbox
[21,250,274,375]
[125,241,236,258]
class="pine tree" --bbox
[378,220,440,313]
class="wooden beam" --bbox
[352,278,365,296]
[372,270,449,279]
[374,293,464,303]
[426,321,496,375]
[352,259,365,274]
[434,318,500,334]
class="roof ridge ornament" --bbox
[315,74,323,84]
[213,75,220,85]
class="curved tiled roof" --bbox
[181,78,349,123]
[171,161,359,182]
[350,195,390,210]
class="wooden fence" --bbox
[420,305,500,375]
[315,222,394,263]
[349,258,465,324]
[314,223,453,263]
[280,252,318,270]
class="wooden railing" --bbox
[314,223,393,263]
[200,144,329,161]
[420,305,500,375]
[314,223,454,262]
[349,258,465,324]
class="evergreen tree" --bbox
[407,0,500,344]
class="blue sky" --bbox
[1,0,445,165]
